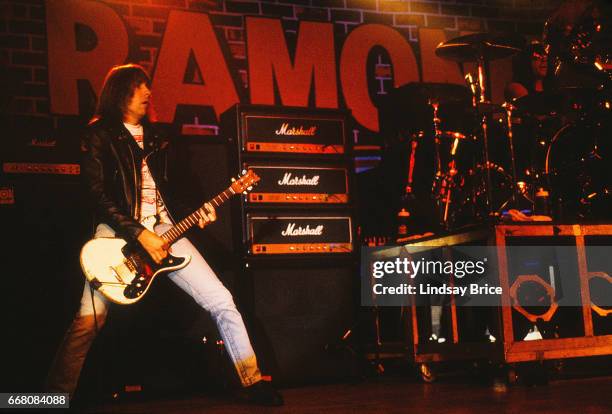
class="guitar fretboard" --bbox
[161,186,236,244]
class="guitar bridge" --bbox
[110,259,136,284]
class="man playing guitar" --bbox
[45,64,282,407]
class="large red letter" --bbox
[340,24,418,132]
[153,11,238,123]
[46,0,128,115]
[247,17,337,108]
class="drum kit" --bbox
[398,17,610,232]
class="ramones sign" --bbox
[45,1,512,132]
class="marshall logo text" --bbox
[281,223,324,236]
[275,123,318,136]
[278,173,320,186]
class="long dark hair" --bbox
[511,42,555,94]
[91,64,151,124]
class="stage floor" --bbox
[82,375,611,413]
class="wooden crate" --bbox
[496,224,612,363]
[369,227,501,365]
[367,224,612,370]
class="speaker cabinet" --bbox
[244,258,357,385]
[170,137,242,278]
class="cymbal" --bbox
[512,87,601,116]
[394,82,472,104]
[435,32,525,62]
[384,83,474,140]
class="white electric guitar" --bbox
[80,170,260,305]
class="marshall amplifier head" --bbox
[246,214,353,255]
[221,104,348,155]
[244,164,349,204]
[3,162,80,175]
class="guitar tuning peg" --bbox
[242,169,247,174]
[231,177,236,182]
[247,186,252,191]
[243,191,247,195]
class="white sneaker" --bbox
[523,326,543,341]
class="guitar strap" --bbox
[141,214,159,232]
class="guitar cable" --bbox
[88,214,101,334]
[90,283,100,334]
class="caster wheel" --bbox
[507,366,519,385]
[419,363,437,383]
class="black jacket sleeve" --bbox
[80,127,145,241]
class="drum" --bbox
[545,122,610,220]
[545,1,612,87]
[434,162,513,228]
[508,86,610,183]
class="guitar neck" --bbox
[161,186,236,244]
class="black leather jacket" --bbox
[80,118,188,241]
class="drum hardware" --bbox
[395,132,420,240]
[431,100,443,179]
[464,73,479,107]
[390,128,421,239]
[405,131,424,196]
[386,83,473,234]
[543,121,609,220]
[436,32,525,221]
[502,101,519,206]
[430,97,476,229]
[430,98,452,228]
[437,161,514,226]
[379,14,610,238]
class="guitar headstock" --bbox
[230,169,261,194]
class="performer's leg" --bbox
[45,224,113,397]
[157,224,262,387]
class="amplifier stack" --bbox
[220,104,357,384]
[222,104,355,257]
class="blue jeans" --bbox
[46,223,261,396]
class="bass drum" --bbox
[545,122,610,220]
[439,162,514,228]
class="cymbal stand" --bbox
[502,101,518,205]
[430,99,443,176]
[474,54,494,216]
[405,132,422,197]
[430,100,451,229]
[396,131,421,239]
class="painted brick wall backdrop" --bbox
[1,0,563,164]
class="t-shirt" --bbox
[123,122,171,229]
